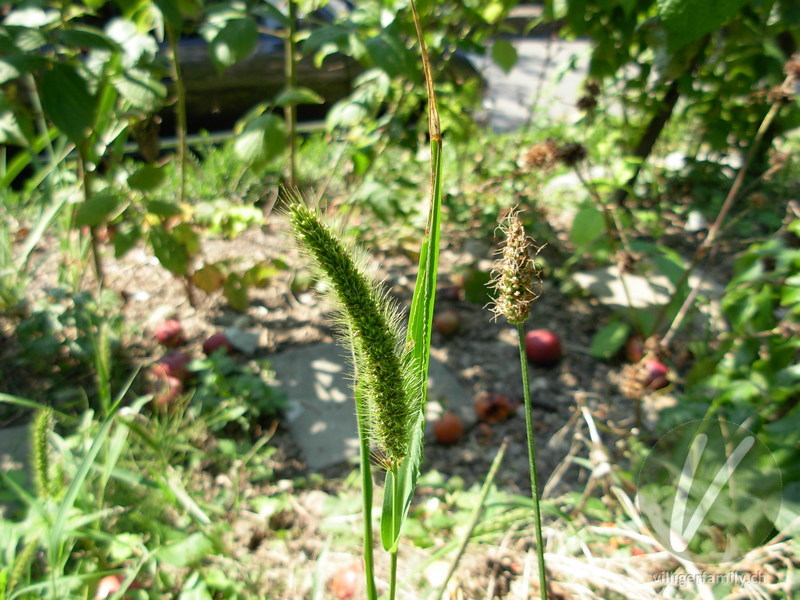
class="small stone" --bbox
[530,377,549,392]
[685,210,707,232]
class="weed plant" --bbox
[285,4,444,597]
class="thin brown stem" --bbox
[613,38,708,209]
[574,165,642,333]
[167,25,198,307]
[78,148,104,288]
[285,0,298,187]
[166,26,187,206]
[659,96,786,348]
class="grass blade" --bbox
[380,0,444,554]
[48,400,122,581]
[435,439,508,600]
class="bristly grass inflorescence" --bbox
[286,195,417,469]
[489,209,542,325]
[32,407,53,500]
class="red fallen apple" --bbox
[329,560,363,600]
[95,575,124,600]
[433,412,465,445]
[474,391,515,424]
[437,285,463,302]
[203,332,234,356]
[95,574,140,600]
[155,319,186,347]
[524,329,561,366]
[152,350,192,381]
[153,375,183,409]
[643,359,670,390]
[434,310,460,337]
[625,334,645,363]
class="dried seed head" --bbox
[585,79,601,97]
[556,142,588,166]
[619,363,646,400]
[577,94,598,112]
[767,83,794,105]
[784,55,800,81]
[489,210,542,325]
[519,140,558,171]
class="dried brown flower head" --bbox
[577,94,598,112]
[767,83,794,105]
[519,140,558,171]
[585,79,601,97]
[784,55,800,81]
[488,210,542,325]
[619,363,645,400]
[556,142,588,166]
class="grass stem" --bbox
[389,463,402,599]
[435,439,508,600]
[516,323,549,599]
[356,387,378,600]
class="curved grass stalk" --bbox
[435,439,508,600]
[489,211,549,598]
[517,324,549,599]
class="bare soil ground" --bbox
[1,211,685,599]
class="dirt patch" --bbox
[2,211,658,599]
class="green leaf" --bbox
[481,2,507,24]
[590,321,630,359]
[113,223,141,258]
[145,199,183,218]
[491,39,518,73]
[570,206,605,247]
[39,63,96,144]
[223,273,248,312]
[326,99,369,130]
[193,264,225,293]
[4,7,56,28]
[57,25,118,51]
[210,17,258,72]
[0,94,33,146]
[113,69,167,112]
[658,0,748,51]
[109,533,144,562]
[152,0,183,31]
[149,227,189,275]
[156,532,213,567]
[0,54,47,85]
[178,580,213,600]
[274,87,325,107]
[128,165,166,192]
[75,193,119,227]
[233,114,286,167]
[380,469,396,551]
[243,261,279,288]
[106,18,159,66]
[253,2,289,26]
[50,404,120,568]
[651,247,686,288]
[381,134,444,553]
[364,28,418,80]
[171,223,200,255]
[780,285,800,307]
